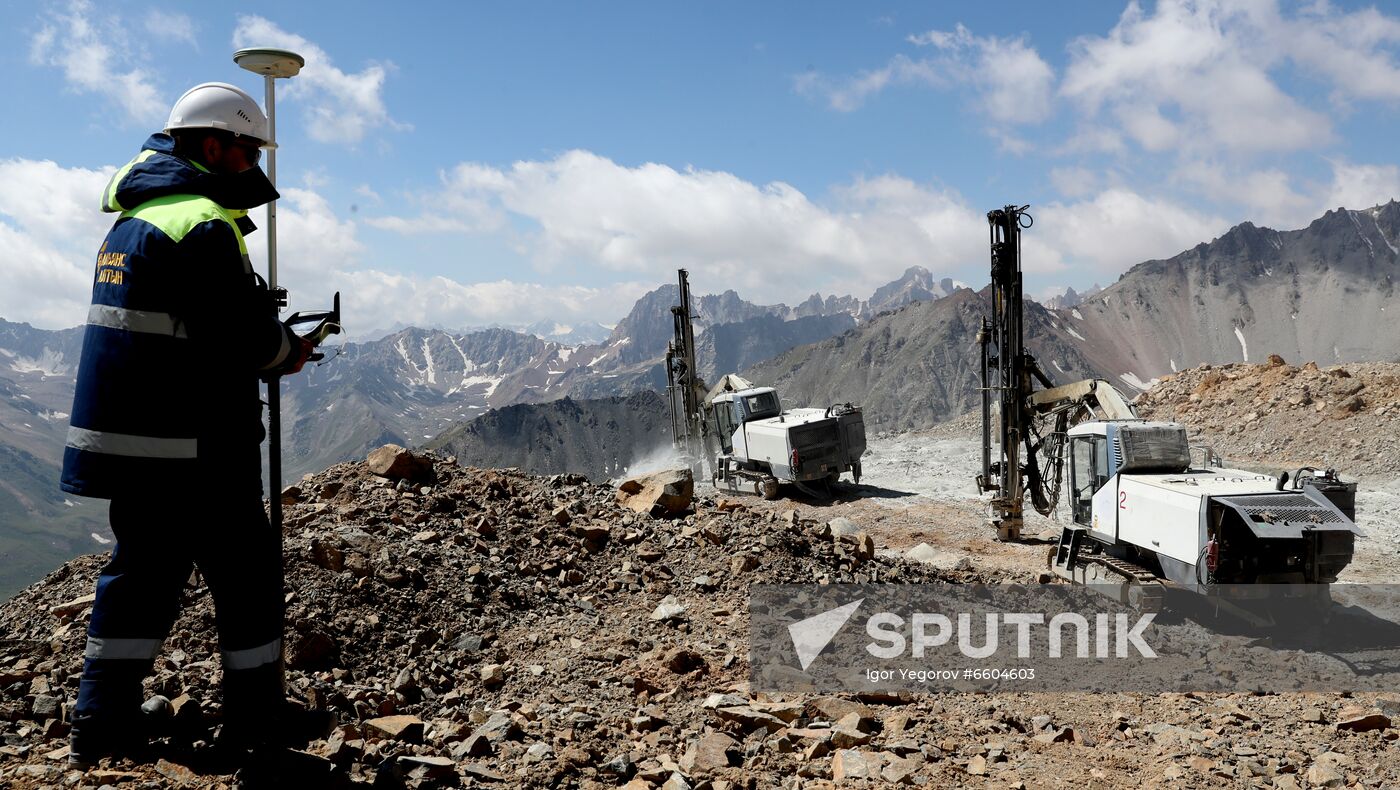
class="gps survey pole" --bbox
[235,45,304,701]
[235,47,304,544]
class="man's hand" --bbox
[284,337,316,375]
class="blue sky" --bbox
[3,1,1400,338]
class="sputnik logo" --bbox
[788,598,864,671]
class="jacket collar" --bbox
[102,133,279,215]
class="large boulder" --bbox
[366,444,434,481]
[616,468,694,516]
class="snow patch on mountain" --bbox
[1374,214,1399,256]
[7,348,68,377]
[446,334,479,374]
[451,375,502,399]
[1118,371,1151,391]
[420,338,437,385]
[1350,211,1375,255]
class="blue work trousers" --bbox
[71,492,284,732]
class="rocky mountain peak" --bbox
[1210,220,1281,261]
[1041,283,1102,310]
[868,266,938,313]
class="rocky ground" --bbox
[1134,358,1400,478]
[4,358,1400,788]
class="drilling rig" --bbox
[665,269,708,477]
[974,204,1360,604]
[660,268,866,498]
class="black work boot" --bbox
[218,699,336,752]
[68,713,150,770]
[234,743,350,789]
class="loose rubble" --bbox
[1136,359,1400,477]
[3,446,1399,788]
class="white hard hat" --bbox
[165,82,268,143]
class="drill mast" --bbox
[665,269,707,474]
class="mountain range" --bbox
[4,202,1399,594]
[277,265,954,480]
[750,201,1400,428]
[1066,203,1400,384]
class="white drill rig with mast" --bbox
[662,269,866,499]
[975,204,1361,610]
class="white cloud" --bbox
[226,187,658,338]
[28,0,165,125]
[1173,161,1313,228]
[0,156,644,338]
[242,188,363,294]
[991,129,1034,156]
[372,150,990,305]
[1062,0,1400,157]
[232,16,407,145]
[0,159,114,328]
[364,214,479,235]
[793,55,938,113]
[1320,161,1400,215]
[328,276,650,340]
[144,9,197,47]
[1049,167,1099,198]
[908,25,1055,124]
[797,25,1053,124]
[298,168,331,190]
[363,164,507,234]
[1062,1,1329,154]
[1289,4,1400,103]
[1027,189,1230,275]
[368,150,1258,303]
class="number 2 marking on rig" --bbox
[1119,491,1127,510]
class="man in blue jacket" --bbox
[62,82,315,765]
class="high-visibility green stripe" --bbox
[123,194,245,249]
[101,150,158,212]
